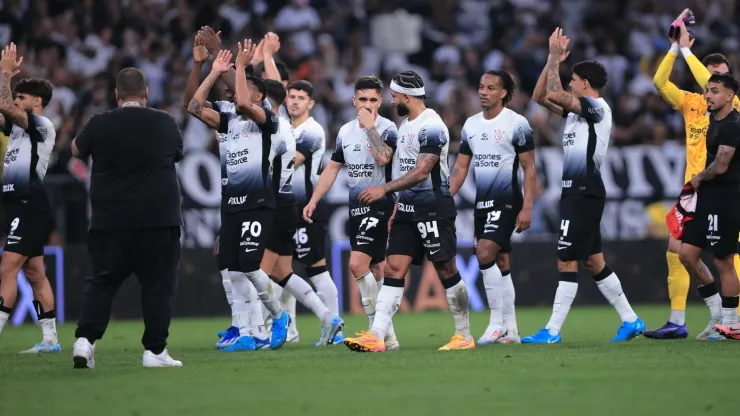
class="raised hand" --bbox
[357,107,375,129]
[199,26,222,56]
[263,32,281,57]
[548,28,570,63]
[235,40,256,69]
[251,39,265,66]
[211,49,233,74]
[1,43,23,75]
[193,34,209,64]
[678,21,695,49]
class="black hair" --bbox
[286,80,314,99]
[483,70,516,106]
[354,75,384,93]
[245,75,266,100]
[391,70,426,99]
[264,79,287,106]
[14,78,54,107]
[115,67,147,100]
[703,53,731,72]
[571,60,608,90]
[707,72,739,94]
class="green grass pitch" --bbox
[0,305,735,415]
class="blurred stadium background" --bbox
[2,0,736,325]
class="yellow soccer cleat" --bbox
[439,334,476,351]
[344,331,386,352]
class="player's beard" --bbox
[395,103,409,117]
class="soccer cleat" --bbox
[438,334,475,350]
[344,331,386,352]
[522,328,561,344]
[316,316,345,346]
[19,341,62,354]
[385,332,400,351]
[72,338,95,369]
[496,330,522,344]
[478,326,506,345]
[609,317,645,342]
[269,311,291,350]
[287,322,300,343]
[696,317,722,340]
[219,335,257,352]
[714,323,740,340]
[312,332,345,346]
[143,349,183,367]
[215,326,239,349]
[217,328,229,338]
[254,337,270,350]
[643,322,689,340]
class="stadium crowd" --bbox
[1,0,739,242]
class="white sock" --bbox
[281,287,298,335]
[444,278,471,338]
[481,263,504,328]
[244,269,283,318]
[271,280,284,305]
[310,271,339,316]
[0,310,7,335]
[221,269,237,327]
[669,309,686,326]
[357,271,379,327]
[371,282,403,341]
[702,294,722,319]
[284,274,332,323]
[501,271,518,332]
[722,307,739,326]
[39,318,58,344]
[377,279,396,338]
[248,281,267,339]
[596,273,638,323]
[546,281,578,335]
[228,272,253,336]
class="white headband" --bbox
[390,80,425,96]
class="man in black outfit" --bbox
[680,72,740,338]
[70,68,184,368]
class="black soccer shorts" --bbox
[557,195,604,261]
[218,208,275,272]
[294,218,327,266]
[265,205,298,256]
[682,188,740,258]
[386,217,457,265]
[474,204,519,253]
[3,201,54,258]
[349,210,389,265]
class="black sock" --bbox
[697,282,719,299]
[721,295,739,309]
[277,274,292,288]
[500,269,511,277]
[306,265,326,277]
[559,272,578,283]
[0,296,11,314]
[33,300,56,320]
[382,277,405,288]
[592,265,613,282]
[441,272,462,289]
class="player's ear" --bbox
[308,99,315,110]
[114,88,120,102]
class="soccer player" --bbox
[680,72,740,338]
[646,21,740,340]
[449,70,536,344]
[260,79,344,347]
[286,80,343,343]
[187,43,290,350]
[344,71,474,352]
[304,75,400,349]
[523,28,644,343]
[0,43,60,354]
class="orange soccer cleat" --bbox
[438,334,476,351]
[344,331,386,352]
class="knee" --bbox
[678,251,696,270]
[348,257,368,278]
[475,241,498,266]
[369,262,384,280]
[384,259,404,279]
[496,252,510,271]
[433,259,457,279]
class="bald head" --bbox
[116,67,148,102]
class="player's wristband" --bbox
[680,47,694,59]
[669,43,679,55]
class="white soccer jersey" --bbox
[392,108,455,221]
[272,117,297,207]
[460,108,534,216]
[561,97,612,197]
[331,115,398,216]
[291,117,325,210]
[3,113,56,202]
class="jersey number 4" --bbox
[417,221,440,239]
[560,219,570,237]
[280,159,296,193]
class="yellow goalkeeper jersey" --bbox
[0,131,6,181]
[653,51,740,183]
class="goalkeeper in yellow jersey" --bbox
[646,19,740,340]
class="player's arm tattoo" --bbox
[0,73,28,129]
[382,153,439,194]
[366,127,393,166]
[187,72,220,129]
[449,154,471,196]
[544,59,582,115]
[695,145,736,183]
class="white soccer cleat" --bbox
[478,326,506,345]
[143,349,183,367]
[385,331,400,351]
[697,316,724,341]
[72,338,95,369]
[19,341,62,354]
